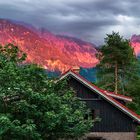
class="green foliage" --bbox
[126,83,140,140]
[0,44,93,140]
[121,60,140,140]
[96,32,138,94]
[127,78,140,114]
[96,32,140,138]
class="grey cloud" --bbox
[0,0,140,45]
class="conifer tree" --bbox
[96,32,138,94]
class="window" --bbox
[90,110,95,120]
[91,109,100,119]
[94,109,100,118]
[85,109,100,120]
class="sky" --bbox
[0,0,140,45]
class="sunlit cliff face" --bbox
[0,19,99,72]
[130,35,140,56]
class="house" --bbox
[60,69,140,140]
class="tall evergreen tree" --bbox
[96,32,138,94]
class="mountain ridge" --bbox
[0,18,140,77]
[131,35,140,56]
[0,19,99,73]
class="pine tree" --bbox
[96,32,138,94]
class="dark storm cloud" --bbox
[0,0,140,45]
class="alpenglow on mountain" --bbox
[0,19,99,72]
[130,35,140,56]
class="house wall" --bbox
[68,75,138,132]
[60,132,137,140]
[86,132,137,140]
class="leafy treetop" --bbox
[0,43,93,140]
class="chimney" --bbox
[71,66,80,73]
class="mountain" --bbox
[0,19,99,73]
[130,35,140,56]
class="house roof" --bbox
[60,69,140,124]
[100,90,133,102]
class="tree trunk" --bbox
[114,61,118,94]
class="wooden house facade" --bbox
[60,70,140,140]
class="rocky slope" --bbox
[0,19,99,73]
[131,35,140,56]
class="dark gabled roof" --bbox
[60,70,140,124]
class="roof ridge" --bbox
[60,70,140,123]
[70,70,132,101]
